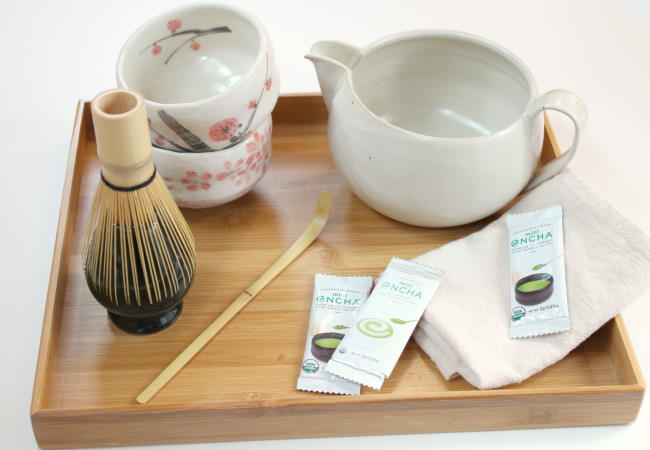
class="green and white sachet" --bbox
[325,258,443,390]
[297,274,373,395]
[506,205,570,338]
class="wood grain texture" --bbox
[136,192,332,404]
[31,95,644,449]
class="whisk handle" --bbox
[91,89,155,188]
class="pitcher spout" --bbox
[305,41,361,110]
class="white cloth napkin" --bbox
[412,169,650,389]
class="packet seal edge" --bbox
[296,375,361,395]
[509,316,571,339]
[314,273,375,281]
[325,359,384,390]
[506,204,564,229]
[389,257,445,279]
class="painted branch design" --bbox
[140,23,232,65]
[149,123,191,152]
[236,54,270,143]
[158,110,211,151]
[217,53,270,151]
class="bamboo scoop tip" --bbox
[317,190,333,213]
[136,392,151,405]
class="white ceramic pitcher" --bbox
[306,30,587,227]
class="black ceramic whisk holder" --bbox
[107,303,183,335]
[82,89,196,335]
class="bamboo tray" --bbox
[31,94,645,449]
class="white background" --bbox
[2,0,650,448]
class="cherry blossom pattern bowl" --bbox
[153,116,272,208]
[117,2,279,152]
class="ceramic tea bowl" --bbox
[153,116,272,208]
[514,273,554,306]
[307,30,587,227]
[117,2,279,152]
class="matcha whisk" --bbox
[82,89,196,334]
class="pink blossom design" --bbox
[163,176,176,191]
[214,124,272,186]
[265,77,272,91]
[216,159,248,186]
[167,19,182,32]
[246,133,262,153]
[209,118,240,142]
[180,171,212,191]
[248,100,257,109]
[152,44,162,55]
[154,137,165,147]
[190,41,201,51]
[245,124,272,170]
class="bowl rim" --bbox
[311,332,346,347]
[514,272,554,294]
[116,1,267,108]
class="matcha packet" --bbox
[297,274,373,395]
[506,205,570,338]
[325,258,443,390]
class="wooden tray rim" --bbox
[31,95,645,420]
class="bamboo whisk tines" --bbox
[82,89,196,334]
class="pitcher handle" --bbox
[524,89,587,191]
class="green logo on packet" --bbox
[301,359,319,374]
[511,307,526,321]
[356,318,394,338]
[390,318,415,325]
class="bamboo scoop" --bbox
[137,191,333,404]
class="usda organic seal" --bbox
[301,359,319,374]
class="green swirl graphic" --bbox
[356,318,394,339]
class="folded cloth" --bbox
[412,169,650,389]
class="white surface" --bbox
[1,0,649,448]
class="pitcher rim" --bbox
[313,29,539,143]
